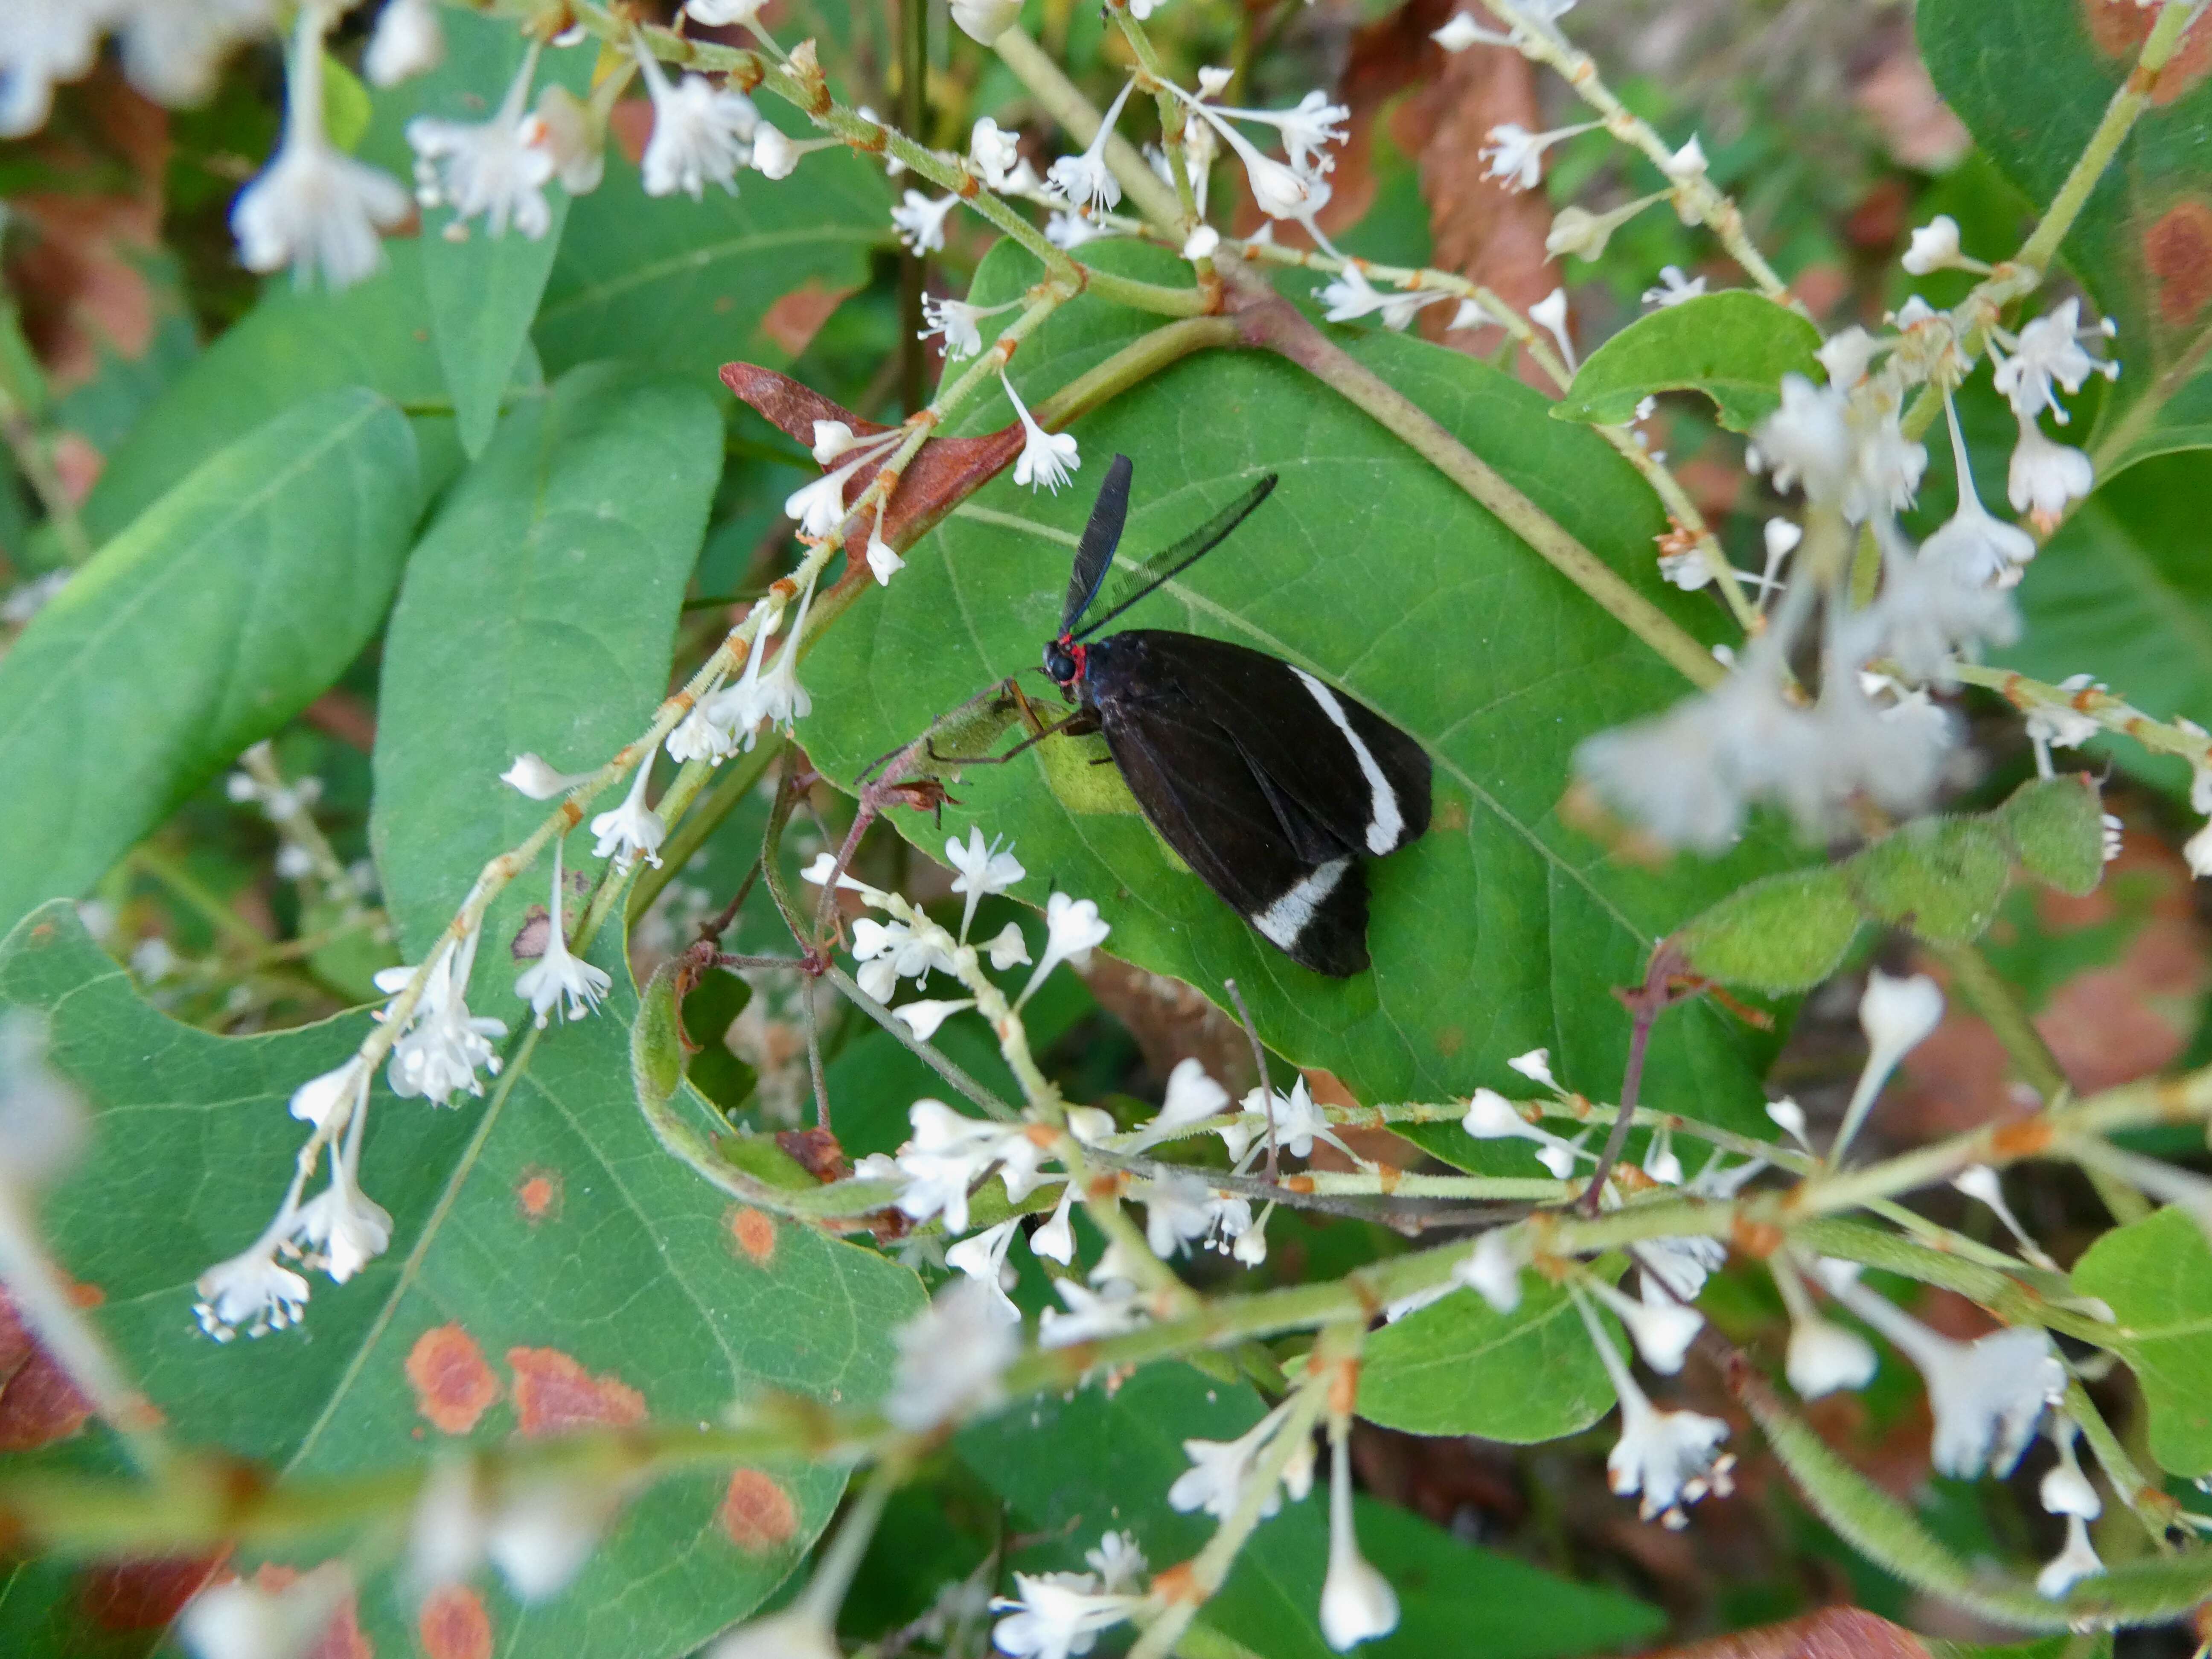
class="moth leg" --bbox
[926,708,1096,768]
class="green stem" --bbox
[1220,255,1722,689]
[1079,267,1213,317]
[128,845,271,955]
[1031,316,1240,428]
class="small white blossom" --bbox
[407,44,556,239]
[1923,394,2035,584]
[484,1473,621,1602]
[1953,1164,2059,1269]
[1642,265,1706,309]
[990,1564,1144,1659]
[1478,121,1595,192]
[969,116,1022,187]
[1141,1170,1243,1258]
[376,926,508,1106]
[1830,969,1941,1162]
[1455,1229,1524,1312]
[1662,134,1708,184]
[288,1057,367,1130]
[852,914,957,1003]
[291,1123,393,1286]
[2007,415,2094,528]
[1817,326,1879,390]
[1991,299,2115,425]
[1047,80,1136,212]
[1017,891,1109,1006]
[1584,1275,1703,1374]
[1002,370,1081,495]
[891,189,960,253]
[749,580,815,736]
[179,1563,350,1659]
[985,920,1032,971]
[894,997,975,1043]
[946,825,1025,940]
[1528,287,1577,376]
[922,296,987,360]
[1506,1047,1557,1089]
[1182,225,1221,262]
[888,1277,1021,1430]
[233,9,411,291]
[0,7,105,138]
[687,0,772,25]
[944,1217,1022,1322]
[1319,1429,1397,1650]
[501,752,593,799]
[2036,1513,2104,1599]
[895,1098,1047,1234]
[750,124,799,180]
[637,48,757,201]
[1029,1183,1077,1265]
[1785,1314,1878,1400]
[1432,12,1513,51]
[1901,214,1972,276]
[514,840,611,1027]
[1170,1398,1311,1521]
[1575,1292,1733,1528]
[589,757,665,870]
[1817,1264,2061,1479]
[1459,1088,1581,1179]
[1038,1274,1147,1347]
[1176,94,1316,221]
[1246,1075,1356,1163]
[1045,210,1107,250]
[1316,265,1446,331]
[366,0,444,87]
[949,0,1022,44]
[1131,1057,1231,1148]
[194,1175,314,1340]
[2041,1419,2102,1519]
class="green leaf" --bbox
[0,389,419,934]
[1358,1276,1617,1443]
[959,1360,1658,1659]
[800,241,1796,1125]
[1919,0,2212,479]
[1995,775,2106,896]
[1552,291,1824,432]
[2071,1205,2212,1477]
[1996,453,2212,800]
[1845,816,2014,943]
[1674,866,1865,992]
[534,110,888,389]
[81,238,538,542]
[0,902,922,1657]
[370,362,723,963]
[409,12,591,457]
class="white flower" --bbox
[852,914,958,1004]
[1086,1531,1147,1593]
[894,1098,1048,1234]
[1316,265,1445,331]
[1583,1275,1703,1374]
[687,0,771,25]
[970,116,1022,187]
[1029,1183,1077,1264]
[366,0,443,86]
[922,295,987,360]
[1953,1164,2058,1269]
[1169,89,1320,221]
[2041,1420,2101,1519]
[1575,1292,1733,1528]
[1038,1274,1147,1347]
[637,47,757,201]
[1901,214,1968,276]
[233,9,411,291]
[1817,326,1879,390]
[514,841,611,1027]
[288,1057,368,1129]
[1830,969,1942,1162]
[750,580,815,736]
[1319,1429,1397,1650]
[1816,1267,2061,1479]
[891,189,959,253]
[1048,80,1136,212]
[887,1277,1021,1430]
[377,926,508,1106]
[1017,891,1109,1007]
[529,84,605,196]
[1755,373,1852,504]
[1991,299,2113,424]
[112,0,279,111]
[1507,1047,1557,1089]
[1247,1075,1356,1163]
[179,1563,350,1659]
[501,752,593,798]
[894,998,975,1044]
[2036,1514,2104,1599]
[1170,1399,1310,1521]
[291,1130,393,1286]
[485,1473,621,1601]
[590,757,665,870]
[0,6,105,138]
[1001,370,1081,495]
[945,1217,1023,1322]
[946,825,1025,940]
[407,43,557,239]
[989,1566,1144,1659]
[1141,1170,1243,1258]
[1182,225,1220,262]
[1459,1088,1580,1178]
[1641,265,1706,309]
[750,124,799,180]
[1922,395,2035,584]
[1528,287,1577,376]
[1432,11,1512,50]
[712,1609,842,1659]
[2007,415,2094,527]
[1785,1315,1877,1399]
[195,1179,314,1340]
[985,921,1032,971]
[1133,1057,1231,1148]
[1477,120,1593,192]
[1455,1229,1524,1312]
[949,0,1022,44]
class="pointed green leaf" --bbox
[1552,291,1824,432]
[1357,1276,1617,1443]
[0,389,419,933]
[370,362,722,965]
[0,901,922,1656]
[799,242,1796,1126]
[2071,1206,2212,1477]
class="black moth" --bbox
[1039,454,1431,977]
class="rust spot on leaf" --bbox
[2146,200,2212,325]
[405,1325,500,1435]
[419,1583,493,1659]
[508,1346,647,1437]
[757,279,857,358]
[727,1206,778,1264]
[718,1468,800,1551]
[1434,1025,1464,1057]
[719,363,1023,550]
[76,1553,228,1630]
[515,1166,563,1225]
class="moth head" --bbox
[1042,635,1083,689]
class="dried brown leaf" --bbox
[1640,1607,1933,1659]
